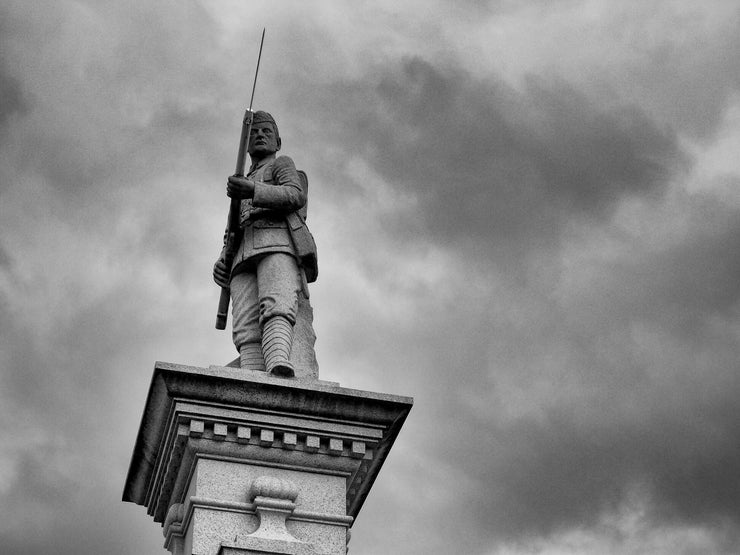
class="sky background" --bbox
[2,1,740,554]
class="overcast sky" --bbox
[2,1,740,554]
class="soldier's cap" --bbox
[252,110,279,137]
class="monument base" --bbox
[123,362,412,555]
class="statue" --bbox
[213,111,318,377]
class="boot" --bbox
[240,342,266,372]
[261,315,295,377]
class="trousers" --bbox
[230,253,301,349]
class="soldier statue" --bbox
[213,111,317,377]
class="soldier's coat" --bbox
[229,154,317,282]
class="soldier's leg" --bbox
[230,271,265,371]
[256,253,301,377]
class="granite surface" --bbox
[123,361,413,554]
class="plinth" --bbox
[123,362,413,555]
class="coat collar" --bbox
[249,154,276,173]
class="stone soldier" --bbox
[213,111,317,377]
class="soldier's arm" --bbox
[252,155,306,211]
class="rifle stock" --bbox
[215,109,253,329]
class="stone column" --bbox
[123,362,413,555]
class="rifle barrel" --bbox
[215,29,266,330]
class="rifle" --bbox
[216,28,265,330]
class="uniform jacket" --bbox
[229,154,318,282]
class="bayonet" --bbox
[216,28,266,330]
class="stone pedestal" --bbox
[123,362,413,555]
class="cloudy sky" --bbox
[2,1,740,554]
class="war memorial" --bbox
[122,35,413,555]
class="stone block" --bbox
[214,423,228,440]
[350,441,366,459]
[190,419,205,437]
[237,426,251,443]
[123,361,413,555]
[283,432,298,450]
[328,438,343,456]
[305,435,320,453]
[259,429,275,446]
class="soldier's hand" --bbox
[213,258,231,288]
[227,175,255,199]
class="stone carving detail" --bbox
[248,476,299,503]
[123,362,413,555]
[183,417,370,460]
[163,503,184,537]
[171,415,375,523]
[245,476,302,544]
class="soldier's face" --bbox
[248,123,280,156]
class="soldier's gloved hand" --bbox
[213,258,231,288]
[227,175,255,199]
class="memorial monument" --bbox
[213,109,319,379]
[122,33,413,555]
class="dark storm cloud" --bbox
[615,5,740,140]
[569,191,740,335]
[397,194,740,545]
[461,392,740,539]
[315,183,740,552]
[292,57,689,259]
[0,70,28,132]
[523,77,687,210]
[4,2,740,554]
[648,208,740,327]
[1,0,227,201]
[440,388,740,548]
[0,242,11,271]
[0,270,183,551]
[0,2,228,552]
[0,4,29,110]
[279,44,740,552]
[0,7,32,186]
